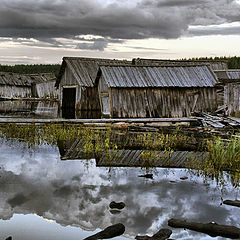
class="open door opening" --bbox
[62,88,76,119]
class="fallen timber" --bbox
[223,200,240,208]
[168,218,240,239]
[0,114,240,129]
[0,117,197,125]
[83,223,125,240]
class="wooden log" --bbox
[83,223,125,240]
[168,218,240,239]
[135,228,172,240]
[223,200,240,208]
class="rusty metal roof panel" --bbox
[100,65,217,88]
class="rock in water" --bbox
[109,201,125,209]
[138,174,153,179]
[83,223,125,240]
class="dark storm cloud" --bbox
[140,0,207,7]
[0,0,240,48]
[189,25,240,36]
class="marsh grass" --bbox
[1,123,240,186]
[187,137,240,187]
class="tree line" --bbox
[0,64,61,76]
[0,57,239,76]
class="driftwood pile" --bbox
[196,112,240,128]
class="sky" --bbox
[0,0,240,65]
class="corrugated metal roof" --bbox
[100,65,217,88]
[0,72,56,86]
[214,70,240,80]
[57,57,131,87]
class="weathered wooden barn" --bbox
[133,58,228,71]
[0,72,58,99]
[0,72,33,98]
[214,70,240,117]
[56,57,131,118]
[96,65,218,118]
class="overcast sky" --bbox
[0,0,240,64]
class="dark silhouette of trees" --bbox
[0,64,61,77]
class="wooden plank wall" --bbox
[225,83,240,117]
[110,88,217,118]
[0,85,32,98]
[76,87,101,118]
[36,81,60,99]
[60,67,101,117]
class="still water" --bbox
[0,137,239,240]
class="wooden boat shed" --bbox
[214,70,240,117]
[56,57,131,118]
[96,65,218,118]
[133,58,228,71]
[0,72,57,99]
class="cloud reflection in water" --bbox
[0,137,239,240]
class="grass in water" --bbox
[188,137,240,187]
[1,123,239,187]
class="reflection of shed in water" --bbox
[56,57,131,119]
[0,72,58,99]
[0,100,60,118]
[96,65,218,118]
[59,138,206,168]
[62,147,205,168]
[214,70,240,117]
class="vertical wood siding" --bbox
[110,88,217,118]
[35,80,60,99]
[0,85,31,98]
[225,83,240,117]
[76,87,100,111]
[60,67,100,116]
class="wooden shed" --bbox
[0,72,58,99]
[0,72,33,99]
[133,58,228,71]
[96,65,218,118]
[214,70,240,117]
[56,57,131,119]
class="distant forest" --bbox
[0,57,239,76]
[0,64,61,77]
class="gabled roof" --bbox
[0,72,55,86]
[98,65,218,88]
[56,57,131,87]
[214,70,240,81]
[133,58,228,70]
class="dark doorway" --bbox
[62,88,76,119]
